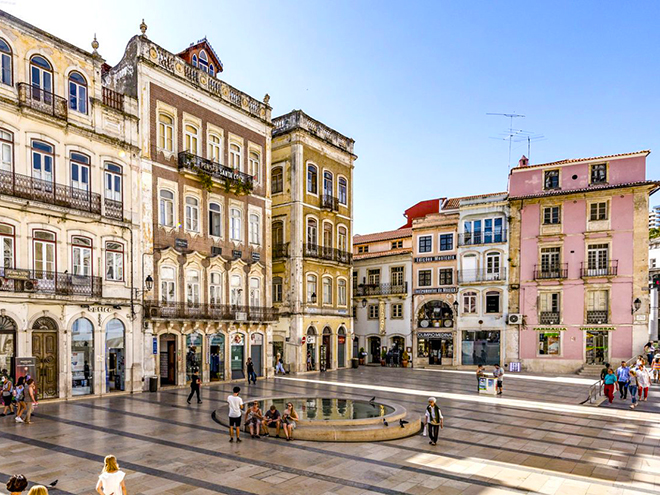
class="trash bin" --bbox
[149,376,158,392]
[351,358,359,369]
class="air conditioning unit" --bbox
[21,280,37,292]
[507,313,523,325]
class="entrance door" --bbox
[322,334,331,370]
[429,339,442,365]
[586,331,608,365]
[209,334,225,381]
[32,331,58,399]
[251,344,262,376]
[369,337,381,363]
[338,334,346,368]
[159,336,176,386]
[231,343,245,379]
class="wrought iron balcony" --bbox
[458,230,507,246]
[458,268,507,283]
[539,311,561,325]
[355,282,408,296]
[0,268,102,298]
[102,87,124,112]
[581,261,618,278]
[303,244,352,264]
[533,264,568,280]
[273,243,289,258]
[586,310,609,324]
[144,301,278,321]
[321,194,339,211]
[178,151,254,190]
[18,83,67,120]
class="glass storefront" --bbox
[186,332,203,382]
[209,333,225,381]
[461,331,500,365]
[0,315,17,376]
[71,317,94,396]
[105,319,125,392]
[417,332,453,365]
[231,333,245,379]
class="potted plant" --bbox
[401,350,410,368]
[358,347,366,365]
[381,348,387,366]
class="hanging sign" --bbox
[250,333,263,345]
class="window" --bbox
[323,222,333,248]
[186,270,200,305]
[544,170,560,190]
[273,277,283,303]
[30,55,53,99]
[338,279,347,306]
[0,129,12,172]
[486,252,501,277]
[418,235,432,253]
[391,303,403,319]
[184,124,199,154]
[357,245,369,254]
[587,290,609,323]
[543,206,561,225]
[249,277,261,307]
[463,291,477,314]
[209,272,223,305]
[0,223,15,269]
[439,233,453,251]
[352,271,358,290]
[485,291,500,313]
[368,304,379,319]
[33,230,55,276]
[31,140,54,183]
[185,196,199,232]
[198,50,209,72]
[249,151,260,183]
[391,266,404,286]
[230,208,242,241]
[273,221,284,246]
[229,143,242,170]
[159,190,175,227]
[540,247,561,271]
[338,177,347,205]
[191,54,198,67]
[464,218,504,244]
[0,39,12,86]
[307,164,318,194]
[71,236,92,276]
[352,305,357,319]
[391,240,403,249]
[418,269,432,287]
[540,292,560,315]
[322,277,332,305]
[438,268,453,285]
[272,166,283,193]
[230,274,242,305]
[160,266,176,303]
[158,114,174,151]
[105,241,124,281]
[249,213,260,244]
[307,218,318,245]
[338,226,348,252]
[105,163,122,202]
[539,332,560,355]
[306,274,317,303]
[589,202,608,221]
[587,244,609,273]
[367,269,380,285]
[70,152,90,192]
[68,72,87,114]
[209,202,222,237]
[591,164,607,184]
[209,64,214,76]
[323,171,333,197]
[208,133,222,163]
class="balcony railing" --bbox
[586,310,609,324]
[539,311,561,325]
[0,268,102,297]
[581,261,618,278]
[18,83,67,120]
[355,282,408,296]
[273,243,289,258]
[102,86,124,112]
[321,194,339,211]
[458,268,507,283]
[458,230,507,246]
[104,198,124,221]
[533,264,568,280]
[144,301,278,321]
[303,244,352,264]
[178,152,254,190]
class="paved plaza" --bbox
[1,367,659,495]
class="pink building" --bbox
[507,152,658,373]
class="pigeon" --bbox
[399,419,409,428]
[369,396,375,403]
[382,418,389,427]
[49,480,58,487]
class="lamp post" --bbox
[361,298,367,308]
[632,297,642,315]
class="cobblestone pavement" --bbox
[1,367,659,494]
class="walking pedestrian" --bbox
[600,362,610,381]
[245,401,264,438]
[629,370,639,409]
[186,369,202,404]
[645,342,656,367]
[6,474,28,495]
[246,358,257,384]
[476,365,485,393]
[227,386,244,443]
[13,377,25,423]
[27,486,48,495]
[492,364,504,395]
[1,375,14,416]
[275,353,286,375]
[424,397,444,446]
[637,365,651,401]
[263,405,281,438]
[603,368,618,403]
[25,378,37,424]
[652,355,660,384]
[281,401,299,441]
[616,361,630,399]
[96,455,127,495]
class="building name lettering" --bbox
[414,255,457,263]
[414,287,458,294]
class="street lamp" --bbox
[452,300,459,315]
[361,298,367,308]
[145,275,154,292]
[632,297,642,314]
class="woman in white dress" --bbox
[96,455,127,495]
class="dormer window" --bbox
[209,64,214,76]
[544,169,560,190]
[591,163,607,184]
[199,50,209,73]
[191,54,198,67]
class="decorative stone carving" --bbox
[200,74,208,85]
[175,62,184,75]
[140,19,148,36]
[241,96,249,109]
[149,48,158,61]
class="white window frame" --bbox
[209,201,222,238]
[0,129,13,173]
[249,277,261,307]
[158,113,174,152]
[306,273,317,304]
[322,276,333,305]
[160,266,176,303]
[159,189,175,228]
[230,207,242,241]
[337,278,347,306]
[186,269,201,305]
[249,150,260,184]
[209,271,223,305]
[208,132,222,163]
[249,213,261,245]
[185,196,200,233]
[105,241,124,282]
[229,142,242,171]
[184,124,200,155]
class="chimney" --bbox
[518,155,529,167]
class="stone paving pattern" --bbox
[1,367,659,494]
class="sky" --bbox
[7,1,660,234]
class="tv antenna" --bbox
[511,132,546,163]
[487,113,525,168]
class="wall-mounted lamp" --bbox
[632,297,642,314]
[361,298,367,308]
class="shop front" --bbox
[322,327,332,371]
[105,318,125,392]
[585,330,609,365]
[186,332,203,382]
[231,332,245,380]
[368,335,381,364]
[337,327,346,368]
[209,333,225,381]
[159,334,177,386]
[250,332,263,377]
[272,338,284,371]
[417,331,454,365]
[71,317,94,396]
[461,330,500,366]
[306,327,317,371]
[0,315,16,377]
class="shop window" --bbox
[461,331,500,365]
[539,332,561,355]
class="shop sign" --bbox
[250,333,264,345]
[3,268,30,280]
[232,250,242,259]
[152,337,158,355]
[580,327,616,332]
[232,333,245,345]
[251,252,261,262]
[417,331,453,339]
[532,327,567,332]
[414,287,458,294]
[307,335,316,344]
[175,238,188,249]
[414,255,456,263]
[87,305,113,313]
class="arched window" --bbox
[158,113,173,151]
[338,226,348,252]
[463,291,477,314]
[31,140,53,183]
[209,63,215,76]
[209,202,222,237]
[338,279,347,306]
[322,277,332,305]
[184,124,199,154]
[0,129,13,172]
[30,55,53,99]
[273,276,283,303]
[307,218,318,246]
[0,38,12,86]
[71,317,94,396]
[307,164,318,194]
[209,272,223,305]
[306,274,317,303]
[185,196,199,232]
[192,54,198,67]
[249,213,260,245]
[160,266,176,302]
[272,166,283,194]
[249,151,260,183]
[105,241,124,281]
[230,274,242,305]
[70,152,90,192]
[338,177,347,205]
[198,50,209,72]
[104,163,122,203]
[159,189,174,227]
[323,171,333,197]
[0,223,15,269]
[68,72,87,114]
[323,222,333,248]
[208,132,222,163]
[71,236,92,276]
[230,208,242,241]
[230,143,242,170]
[0,315,17,375]
[186,269,200,305]
[105,318,125,392]
[250,277,260,307]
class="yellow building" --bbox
[271,111,355,372]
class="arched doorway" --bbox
[159,333,177,385]
[391,336,405,367]
[71,317,94,396]
[417,301,455,365]
[186,331,203,382]
[322,327,332,371]
[337,327,346,368]
[368,336,381,364]
[0,315,17,378]
[32,316,58,399]
[105,319,125,392]
[209,333,225,381]
[230,332,245,380]
[306,327,317,371]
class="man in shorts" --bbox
[263,404,281,438]
[227,386,244,442]
[493,364,504,395]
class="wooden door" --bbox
[167,341,176,385]
[32,331,58,399]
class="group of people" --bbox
[227,387,299,441]
[384,346,404,367]
[603,355,658,408]
[1,372,37,424]
[476,364,504,395]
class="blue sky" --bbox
[9,1,659,233]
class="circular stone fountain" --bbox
[212,396,421,442]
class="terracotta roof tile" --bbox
[509,180,660,200]
[353,228,412,244]
[354,248,412,260]
[511,150,650,171]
